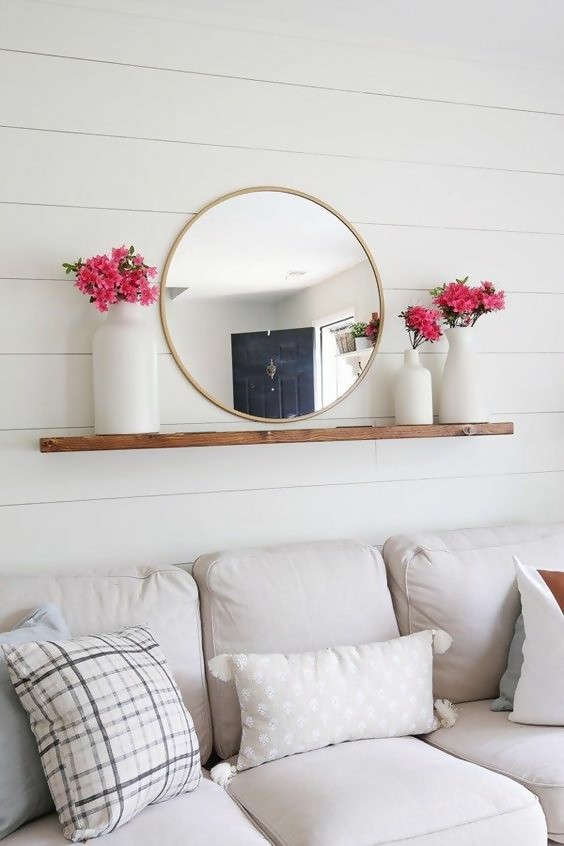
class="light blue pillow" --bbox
[491,612,525,712]
[0,604,71,840]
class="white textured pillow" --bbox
[511,556,564,726]
[209,630,453,772]
[3,626,201,842]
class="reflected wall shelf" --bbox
[337,346,373,376]
[39,422,513,452]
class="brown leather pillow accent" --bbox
[539,569,564,612]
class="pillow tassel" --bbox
[431,629,453,655]
[433,698,458,729]
[208,654,234,682]
[210,761,237,788]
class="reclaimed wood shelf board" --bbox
[39,422,513,452]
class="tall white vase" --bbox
[393,349,433,425]
[92,301,159,434]
[439,326,488,423]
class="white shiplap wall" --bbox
[2,0,564,572]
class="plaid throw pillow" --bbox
[3,626,200,842]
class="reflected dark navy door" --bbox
[231,328,315,418]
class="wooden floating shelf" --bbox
[39,422,513,453]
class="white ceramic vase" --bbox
[439,326,488,423]
[355,336,371,351]
[92,301,159,434]
[393,349,433,425]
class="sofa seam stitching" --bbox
[224,788,277,844]
[373,800,542,844]
[424,735,564,791]
[403,527,564,558]
[204,557,231,760]
[227,788,540,846]
[228,787,284,846]
[403,548,423,635]
[191,592,214,765]
[0,568,188,581]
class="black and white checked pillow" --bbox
[2,625,200,842]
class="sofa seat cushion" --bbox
[2,775,268,845]
[425,699,564,843]
[227,736,546,846]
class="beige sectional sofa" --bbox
[3,523,564,845]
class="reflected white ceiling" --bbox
[165,191,367,299]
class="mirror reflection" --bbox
[162,189,383,421]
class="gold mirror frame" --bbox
[160,186,385,424]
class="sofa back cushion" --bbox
[193,539,399,758]
[0,567,212,762]
[383,523,564,703]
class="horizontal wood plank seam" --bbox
[2,125,563,179]
[1,468,562,512]
[2,48,563,118]
[1,201,563,237]
[0,280,562,296]
[0,410,560,434]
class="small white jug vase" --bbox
[355,336,372,351]
[439,326,487,423]
[92,301,159,434]
[394,349,433,425]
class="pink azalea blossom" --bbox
[431,276,505,328]
[111,245,130,263]
[479,281,505,312]
[365,314,380,345]
[63,245,159,313]
[399,305,443,349]
[434,283,481,318]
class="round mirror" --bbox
[161,187,384,422]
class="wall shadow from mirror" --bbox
[161,187,384,423]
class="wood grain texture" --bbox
[39,423,514,452]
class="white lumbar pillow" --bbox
[510,556,564,726]
[208,629,455,779]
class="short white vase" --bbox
[439,326,488,423]
[355,336,371,351]
[394,349,433,425]
[92,301,159,435]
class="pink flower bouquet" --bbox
[430,276,505,328]
[365,314,381,346]
[399,305,443,349]
[63,245,159,313]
